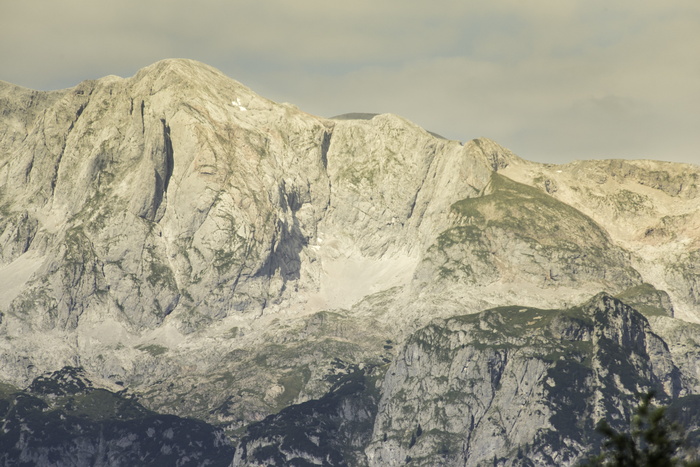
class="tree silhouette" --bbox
[581,392,699,467]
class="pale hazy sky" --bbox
[2,1,699,165]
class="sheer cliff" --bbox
[0,59,699,465]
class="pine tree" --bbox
[581,392,699,467]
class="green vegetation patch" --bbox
[615,283,673,317]
[62,389,140,421]
[275,367,312,410]
[0,382,19,399]
[415,304,597,369]
[136,344,168,357]
[449,173,609,248]
[145,246,178,291]
[426,172,630,286]
[10,280,57,317]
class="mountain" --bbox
[0,59,698,465]
[234,293,699,466]
[0,367,234,466]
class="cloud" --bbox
[1,1,698,164]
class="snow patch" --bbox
[0,252,45,309]
[312,245,419,311]
[231,97,247,112]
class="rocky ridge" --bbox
[233,293,698,467]
[0,367,233,466]
[1,59,699,465]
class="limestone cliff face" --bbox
[499,158,700,323]
[0,59,505,330]
[230,294,697,467]
[1,59,332,332]
[414,172,641,307]
[365,294,682,466]
[1,60,700,466]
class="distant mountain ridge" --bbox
[0,59,698,465]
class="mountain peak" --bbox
[117,58,261,108]
[1,58,699,467]
[468,137,526,171]
[134,58,224,80]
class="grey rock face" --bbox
[231,363,381,467]
[646,316,700,394]
[416,173,641,297]
[0,59,699,466]
[225,294,697,466]
[499,158,700,323]
[365,294,683,466]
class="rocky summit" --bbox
[0,59,699,466]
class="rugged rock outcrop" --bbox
[0,367,234,466]
[229,294,698,466]
[366,293,682,466]
[1,59,699,465]
[232,362,380,467]
[499,158,700,322]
